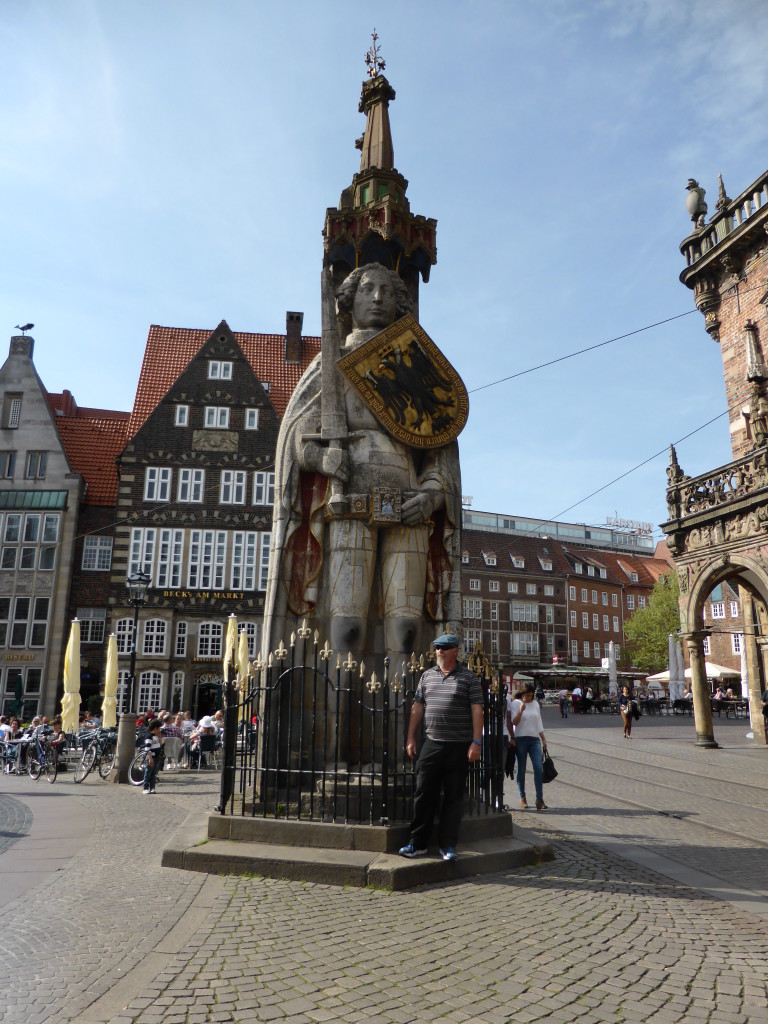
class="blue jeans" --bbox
[515,735,543,803]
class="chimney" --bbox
[285,311,303,364]
[10,335,34,360]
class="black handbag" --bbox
[542,748,558,784]
[504,742,516,779]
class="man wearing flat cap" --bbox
[399,633,484,861]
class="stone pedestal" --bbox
[111,712,137,784]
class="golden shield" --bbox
[336,314,469,448]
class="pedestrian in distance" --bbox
[558,686,569,719]
[511,682,548,810]
[618,685,633,738]
[142,719,163,794]
[399,633,484,862]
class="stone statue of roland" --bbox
[263,262,462,668]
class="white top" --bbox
[510,698,544,738]
[502,694,513,738]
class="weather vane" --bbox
[15,323,34,335]
[364,29,386,78]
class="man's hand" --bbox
[467,741,482,763]
[406,737,418,759]
[301,441,349,482]
[402,489,438,525]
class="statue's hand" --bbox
[321,447,349,483]
[401,489,439,525]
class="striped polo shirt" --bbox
[414,663,484,743]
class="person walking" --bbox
[399,633,484,862]
[618,685,633,738]
[558,686,569,719]
[511,682,548,811]
[142,719,163,794]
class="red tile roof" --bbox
[55,414,130,506]
[127,324,322,439]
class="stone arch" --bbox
[678,551,768,746]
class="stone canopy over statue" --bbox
[263,264,467,669]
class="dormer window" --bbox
[461,551,469,565]
[208,360,232,380]
[483,552,496,566]
[511,556,525,569]
[600,568,607,579]
[587,565,595,577]
[630,572,639,582]
[538,558,553,571]
[575,563,583,574]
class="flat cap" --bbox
[432,632,460,648]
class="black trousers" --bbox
[409,738,469,850]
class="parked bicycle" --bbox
[73,728,118,783]
[28,727,58,784]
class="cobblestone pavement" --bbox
[1,714,767,1024]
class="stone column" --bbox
[740,587,767,744]
[683,633,718,748]
[753,638,768,745]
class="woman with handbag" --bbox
[618,685,633,738]
[510,682,548,811]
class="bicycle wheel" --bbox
[45,751,58,783]
[98,741,116,780]
[28,754,42,781]
[129,750,149,786]
[74,744,96,783]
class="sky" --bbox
[2,0,767,544]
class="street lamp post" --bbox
[112,570,151,783]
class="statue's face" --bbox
[352,268,398,329]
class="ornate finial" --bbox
[667,444,685,487]
[418,654,425,669]
[364,29,386,78]
[391,673,401,694]
[408,652,419,672]
[360,660,366,678]
[268,652,274,668]
[366,671,381,694]
[298,619,312,639]
[290,631,296,648]
[343,652,358,672]
[716,172,731,212]
[314,629,319,645]
[275,640,288,661]
[255,651,264,671]
[320,640,333,661]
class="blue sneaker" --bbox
[440,847,457,862]
[398,842,427,859]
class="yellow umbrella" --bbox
[237,628,250,724]
[101,633,118,729]
[223,613,238,681]
[61,618,81,734]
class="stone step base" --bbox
[162,812,553,890]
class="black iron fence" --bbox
[217,626,507,825]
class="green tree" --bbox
[623,574,680,672]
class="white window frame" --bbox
[469,579,480,591]
[603,615,609,631]
[569,585,576,600]
[581,588,588,602]
[220,470,247,505]
[508,582,519,594]
[77,607,105,645]
[176,622,188,657]
[253,471,275,506]
[570,610,577,627]
[178,468,205,503]
[208,360,232,380]
[129,527,156,579]
[156,529,184,588]
[612,593,618,607]
[702,636,710,656]
[583,640,590,658]
[730,601,739,618]
[137,671,163,714]
[711,602,726,619]
[489,580,500,593]
[82,535,113,571]
[198,622,223,658]
[593,641,600,658]
[544,585,554,596]
[581,612,588,628]
[613,616,619,632]
[142,618,167,656]
[627,595,635,611]
[116,618,133,655]
[175,405,189,426]
[732,633,743,655]
[144,467,171,502]
[245,408,259,430]
[526,583,537,596]
[592,613,599,629]
[571,640,578,660]
[204,406,230,429]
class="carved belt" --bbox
[325,486,417,524]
